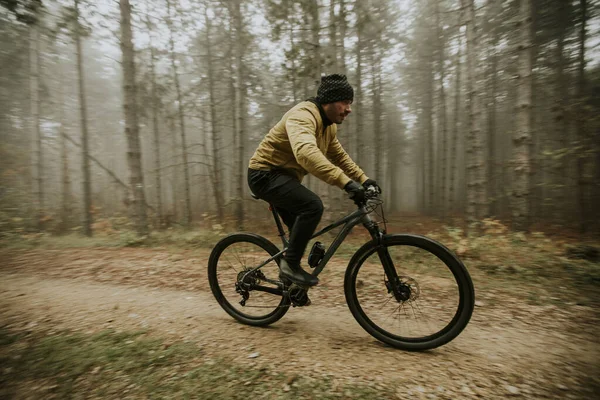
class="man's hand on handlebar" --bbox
[362,178,382,194]
[344,180,366,204]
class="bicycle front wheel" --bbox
[344,234,474,351]
[208,233,290,326]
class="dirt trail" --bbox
[1,248,598,399]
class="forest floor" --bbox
[0,221,599,399]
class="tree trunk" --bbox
[166,0,192,226]
[169,115,180,220]
[29,23,43,230]
[58,63,72,232]
[335,0,349,210]
[554,0,569,223]
[389,117,403,213]
[354,2,363,167]
[419,114,427,213]
[119,0,148,236]
[326,0,338,212]
[232,0,246,229]
[487,25,499,217]
[435,0,448,221]
[74,0,92,236]
[463,0,485,227]
[309,0,321,85]
[575,0,588,233]
[145,6,163,228]
[201,105,214,215]
[328,0,338,71]
[289,23,298,103]
[449,35,462,217]
[338,0,347,73]
[205,9,225,225]
[528,4,541,223]
[371,44,383,182]
[511,0,532,231]
[424,58,435,215]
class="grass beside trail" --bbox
[0,328,392,399]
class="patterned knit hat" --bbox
[315,74,354,104]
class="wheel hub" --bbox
[387,276,420,303]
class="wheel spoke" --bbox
[210,236,288,322]
[349,239,473,348]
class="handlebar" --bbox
[348,184,381,207]
[365,185,380,198]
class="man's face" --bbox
[324,100,352,124]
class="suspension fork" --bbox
[362,213,399,284]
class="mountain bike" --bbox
[208,187,475,351]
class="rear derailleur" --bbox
[235,269,266,306]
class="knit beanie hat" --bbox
[315,74,354,104]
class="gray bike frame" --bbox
[244,203,382,280]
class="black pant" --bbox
[248,168,323,265]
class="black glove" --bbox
[362,178,382,194]
[344,180,366,204]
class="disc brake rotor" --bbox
[387,276,420,303]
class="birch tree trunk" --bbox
[166,0,192,226]
[511,0,533,231]
[119,0,149,235]
[74,0,92,236]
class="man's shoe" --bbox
[279,259,319,287]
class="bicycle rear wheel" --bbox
[344,234,474,351]
[208,233,290,326]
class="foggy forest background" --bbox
[1,0,599,239]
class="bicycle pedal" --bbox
[287,283,311,307]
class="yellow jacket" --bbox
[249,101,368,189]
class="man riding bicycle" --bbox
[248,74,380,288]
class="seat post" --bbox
[269,205,289,248]
[251,191,288,248]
